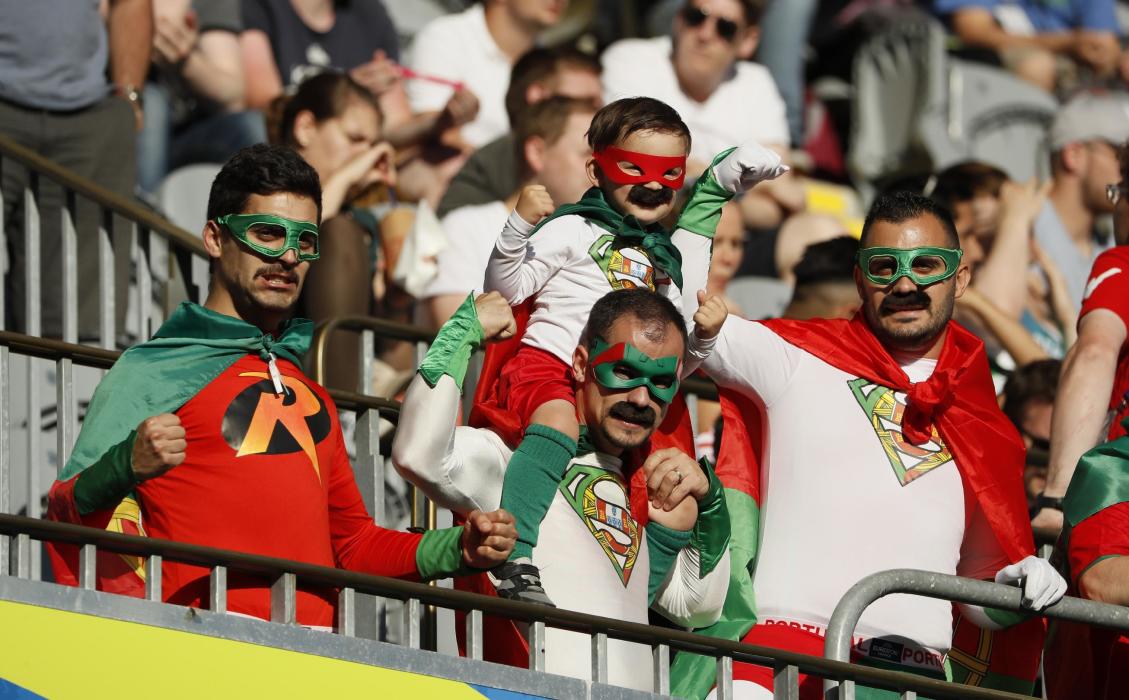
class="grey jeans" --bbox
[0,94,136,341]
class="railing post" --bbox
[145,554,162,602]
[652,643,670,695]
[78,543,96,590]
[773,662,799,700]
[466,609,483,661]
[13,533,30,578]
[270,572,297,624]
[0,346,8,575]
[338,587,355,637]
[528,620,546,673]
[590,631,608,684]
[60,189,77,343]
[209,565,227,614]
[715,656,733,700]
[98,207,115,349]
[404,597,421,649]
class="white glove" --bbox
[711,141,790,195]
[994,555,1068,611]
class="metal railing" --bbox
[824,569,1129,695]
[0,134,209,349]
[0,512,1032,700]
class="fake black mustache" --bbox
[627,184,674,208]
[881,290,931,313]
[609,401,657,426]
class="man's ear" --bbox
[1059,142,1087,175]
[572,344,589,383]
[737,26,760,60]
[292,110,318,149]
[524,135,547,176]
[202,220,225,261]
[953,260,972,299]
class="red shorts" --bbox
[497,345,576,427]
[733,624,826,700]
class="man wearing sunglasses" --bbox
[393,288,732,690]
[45,144,517,628]
[676,191,1064,699]
[602,1,806,230]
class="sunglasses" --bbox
[215,213,320,261]
[857,246,963,286]
[680,4,741,42]
[1106,182,1129,205]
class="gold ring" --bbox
[675,469,683,484]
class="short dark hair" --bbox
[859,190,959,249]
[582,288,688,350]
[586,97,691,153]
[930,161,1007,209]
[514,96,596,178]
[793,236,859,288]
[505,46,602,124]
[1002,359,1062,427]
[267,71,380,148]
[206,144,323,223]
[735,0,768,25]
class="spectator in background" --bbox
[1035,140,1129,538]
[780,235,860,321]
[241,0,479,203]
[437,46,602,217]
[406,0,569,149]
[271,72,397,391]
[704,202,747,315]
[1001,358,1061,512]
[1036,93,1129,309]
[0,0,151,341]
[934,0,1126,94]
[424,96,596,328]
[139,0,267,197]
[602,0,806,230]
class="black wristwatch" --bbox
[1034,493,1064,512]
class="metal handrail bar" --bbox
[0,513,1028,700]
[825,568,1129,665]
[309,315,720,401]
[0,329,398,417]
[0,135,207,256]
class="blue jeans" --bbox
[754,0,818,148]
[137,82,266,195]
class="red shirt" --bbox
[73,354,422,627]
[1080,247,1129,440]
[1061,502,1129,700]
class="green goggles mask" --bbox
[589,338,682,404]
[215,213,320,261]
[857,246,962,286]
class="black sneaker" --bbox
[488,558,556,607]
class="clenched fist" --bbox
[461,508,518,568]
[474,291,517,341]
[711,141,789,194]
[131,413,187,482]
[515,185,556,226]
[694,290,729,340]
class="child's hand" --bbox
[474,291,517,342]
[515,185,555,225]
[693,290,729,339]
[712,141,790,194]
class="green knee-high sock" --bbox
[500,424,578,562]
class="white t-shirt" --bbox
[405,4,511,147]
[601,36,790,163]
[391,373,731,689]
[423,200,509,299]
[704,320,1005,664]
[485,211,710,364]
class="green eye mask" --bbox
[857,246,962,286]
[215,213,320,261]
[589,338,681,404]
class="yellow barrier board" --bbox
[0,601,533,699]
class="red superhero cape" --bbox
[711,314,1041,690]
[460,299,696,668]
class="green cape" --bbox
[62,302,312,480]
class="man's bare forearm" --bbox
[1046,340,1119,496]
[109,0,153,89]
[1079,556,1129,606]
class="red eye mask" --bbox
[592,147,688,190]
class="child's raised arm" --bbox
[484,186,576,304]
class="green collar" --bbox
[533,187,684,289]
